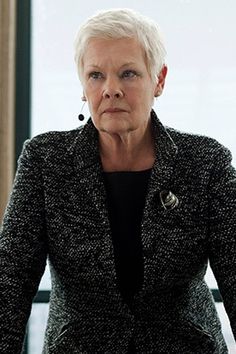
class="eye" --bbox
[121,70,138,79]
[88,71,103,80]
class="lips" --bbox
[103,108,126,113]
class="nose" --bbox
[102,77,124,99]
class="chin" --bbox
[107,118,128,125]
[100,119,132,134]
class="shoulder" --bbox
[165,126,232,167]
[19,125,84,161]
[24,125,83,150]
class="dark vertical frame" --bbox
[15,2,31,353]
[15,0,31,167]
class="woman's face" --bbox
[82,37,166,135]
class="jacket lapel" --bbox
[148,109,178,195]
[72,119,109,221]
[139,111,179,293]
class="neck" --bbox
[99,120,155,171]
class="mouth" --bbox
[103,108,127,113]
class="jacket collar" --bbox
[148,109,178,194]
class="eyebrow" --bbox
[85,62,137,70]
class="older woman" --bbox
[0,8,235,354]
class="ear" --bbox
[154,65,168,97]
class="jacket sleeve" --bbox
[0,139,47,353]
[207,144,236,340]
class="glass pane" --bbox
[216,303,235,353]
[205,264,217,288]
[28,304,49,353]
[31,0,236,167]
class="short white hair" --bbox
[74,8,167,84]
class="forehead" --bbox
[83,37,147,69]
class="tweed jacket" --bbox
[0,110,235,353]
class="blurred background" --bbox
[0,0,235,352]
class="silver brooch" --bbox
[160,190,179,210]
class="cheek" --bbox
[126,81,154,101]
[127,89,152,110]
[85,90,100,111]
[141,86,155,106]
[84,82,101,99]
[124,86,143,104]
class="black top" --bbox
[102,169,152,307]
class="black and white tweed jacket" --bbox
[0,110,235,353]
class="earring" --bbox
[155,90,161,97]
[78,98,86,121]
